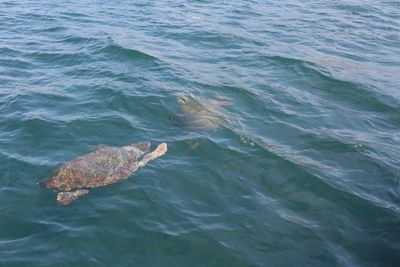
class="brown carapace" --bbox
[40,142,167,206]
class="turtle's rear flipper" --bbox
[57,189,89,206]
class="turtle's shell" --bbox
[42,144,148,191]
[174,94,231,129]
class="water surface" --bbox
[1,1,399,266]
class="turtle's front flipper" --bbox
[57,189,89,206]
[137,143,167,168]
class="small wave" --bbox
[265,54,306,66]
[59,35,100,45]
[100,42,158,61]
[32,25,67,33]
[261,53,400,112]
[59,11,91,18]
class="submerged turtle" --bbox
[171,94,233,129]
[40,142,167,206]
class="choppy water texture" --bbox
[1,1,399,266]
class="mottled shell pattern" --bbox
[42,142,151,191]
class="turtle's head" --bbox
[38,178,49,188]
[125,142,151,152]
[176,94,192,105]
[38,176,58,189]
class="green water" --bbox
[1,1,399,266]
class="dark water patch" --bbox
[32,25,67,34]
[266,54,307,66]
[59,11,91,18]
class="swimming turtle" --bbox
[172,94,233,129]
[40,142,167,206]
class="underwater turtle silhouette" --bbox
[172,94,233,129]
[40,142,167,206]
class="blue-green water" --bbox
[1,0,399,266]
